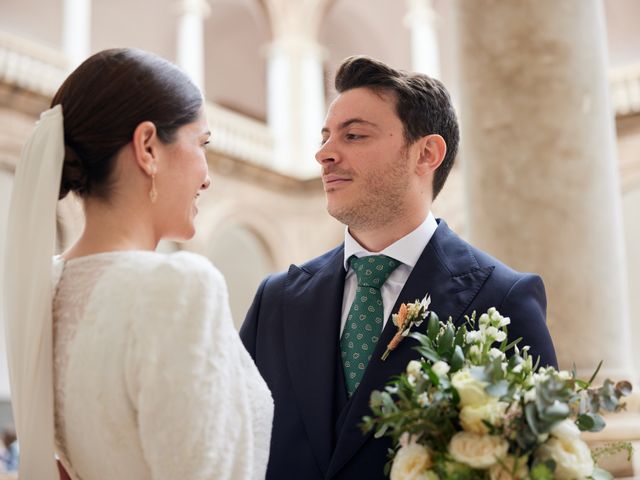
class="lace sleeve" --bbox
[124,253,266,479]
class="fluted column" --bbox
[404,0,440,78]
[453,0,634,381]
[263,0,328,178]
[176,0,210,90]
[63,0,92,69]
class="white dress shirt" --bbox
[340,212,438,336]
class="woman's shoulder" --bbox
[92,250,226,297]
[113,250,220,279]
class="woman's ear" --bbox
[416,134,447,176]
[132,121,159,175]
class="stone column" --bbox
[263,0,328,178]
[0,168,14,400]
[63,0,92,69]
[176,0,210,90]
[404,0,440,78]
[266,37,325,178]
[453,0,634,381]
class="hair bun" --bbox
[59,143,88,200]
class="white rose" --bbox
[448,432,509,469]
[459,400,509,434]
[550,419,580,441]
[407,360,422,378]
[417,392,429,407]
[432,361,450,376]
[535,437,594,479]
[451,369,489,407]
[390,441,433,480]
[489,455,529,480]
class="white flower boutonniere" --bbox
[381,294,431,361]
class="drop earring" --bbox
[149,165,158,203]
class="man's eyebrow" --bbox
[321,118,379,135]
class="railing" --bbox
[0,31,68,97]
[610,64,640,116]
[205,103,274,169]
[0,30,275,171]
[2,30,639,174]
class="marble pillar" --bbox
[453,0,634,381]
[266,36,325,178]
[404,0,441,78]
[176,0,210,90]
[63,0,92,69]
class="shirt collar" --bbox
[343,212,438,270]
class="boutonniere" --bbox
[381,294,431,361]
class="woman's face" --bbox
[155,107,211,241]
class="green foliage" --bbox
[362,304,633,480]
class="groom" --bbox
[240,56,557,480]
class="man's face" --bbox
[316,87,414,230]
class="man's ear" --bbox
[132,121,159,175]
[415,134,447,176]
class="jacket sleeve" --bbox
[498,273,558,369]
[239,275,270,359]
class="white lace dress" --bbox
[51,251,273,480]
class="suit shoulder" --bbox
[297,244,343,273]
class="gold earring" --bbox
[149,165,158,203]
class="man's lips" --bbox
[322,174,352,187]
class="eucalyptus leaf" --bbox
[616,380,632,396]
[576,413,605,432]
[525,402,540,436]
[485,380,509,398]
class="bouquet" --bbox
[363,303,632,480]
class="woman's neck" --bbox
[62,198,159,260]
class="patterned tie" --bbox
[340,254,400,396]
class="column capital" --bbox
[404,0,437,27]
[175,0,211,18]
[264,35,327,61]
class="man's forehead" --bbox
[324,88,397,128]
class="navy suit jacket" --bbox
[240,220,557,480]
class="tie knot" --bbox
[349,255,400,288]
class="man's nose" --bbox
[315,139,338,165]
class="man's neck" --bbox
[348,214,429,253]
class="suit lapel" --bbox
[327,221,494,478]
[283,246,346,475]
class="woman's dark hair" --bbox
[334,55,459,200]
[52,48,203,200]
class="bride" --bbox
[3,48,273,479]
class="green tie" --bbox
[340,254,400,396]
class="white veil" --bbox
[3,105,64,479]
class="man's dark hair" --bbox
[334,55,459,199]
